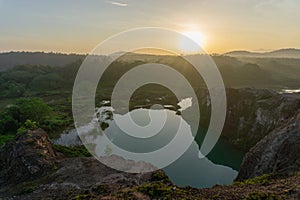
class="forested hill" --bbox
[0,52,85,71]
[224,48,300,58]
[0,51,299,91]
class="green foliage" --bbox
[41,115,71,133]
[30,73,63,90]
[15,98,52,123]
[24,119,38,129]
[234,174,271,186]
[245,192,281,200]
[2,82,26,97]
[0,62,80,98]
[69,194,90,200]
[53,145,91,158]
[17,119,38,134]
[91,184,110,196]
[0,111,19,134]
[1,70,35,85]
[17,126,27,134]
[134,181,172,199]
[0,134,14,146]
[0,98,51,137]
[150,170,169,182]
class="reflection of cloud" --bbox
[107,1,128,7]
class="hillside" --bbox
[224,48,300,59]
[0,52,85,71]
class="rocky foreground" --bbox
[0,129,300,199]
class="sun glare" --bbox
[179,31,206,54]
[182,31,205,47]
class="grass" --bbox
[245,192,282,200]
[69,194,90,200]
[233,174,272,186]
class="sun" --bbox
[179,31,206,54]
[182,31,205,47]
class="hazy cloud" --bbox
[108,1,128,7]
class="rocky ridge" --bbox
[0,129,162,199]
[0,128,300,199]
[236,111,300,181]
[197,88,300,151]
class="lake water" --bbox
[55,102,244,188]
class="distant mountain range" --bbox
[224,48,300,58]
[1,49,300,72]
[0,52,85,71]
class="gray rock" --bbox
[0,129,169,199]
[236,112,300,181]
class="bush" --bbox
[135,182,172,199]
[233,174,271,186]
[0,134,14,146]
[0,112,19,134]
[15,98,52,123]
[17,119,38,134]
[53,145,91,158]
[0,98,52,136]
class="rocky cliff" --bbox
[1,129,300,199]
[236,111,300,181]
[0,129,57,185]
[0,129,167,199]
[197,88,300,151]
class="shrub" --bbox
[245,192,281,200]
[233,174,271,186]
[53,145,91,158]
[17,119,38,134]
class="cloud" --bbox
[108,1,128,7]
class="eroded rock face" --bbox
[0,129,169,199]
[236,112,300,181]
[0,128,57,185]
[220,89,299,150]
[197,88,300,151]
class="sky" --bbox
[0,0,300,54]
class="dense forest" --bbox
[0,52,300,145]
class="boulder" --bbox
[0,128,57,185]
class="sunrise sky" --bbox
[0,0,300,54]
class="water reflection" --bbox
[104,108,238,187]
[54,99,244,188]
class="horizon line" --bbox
[0,47,300,56]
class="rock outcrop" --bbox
[0,129,168,199]
[236,111,300,181]
[0,128,57,185]
[1,129,300,199]
[197,88,300,151]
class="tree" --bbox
[0,98,52,135]
[0,112,19,134]
[15,98,52,123]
